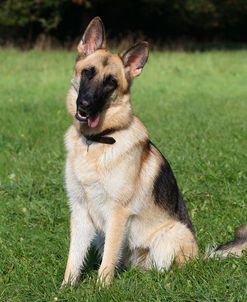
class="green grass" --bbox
[0,48,246,302]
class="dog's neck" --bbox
[84,128,117,146]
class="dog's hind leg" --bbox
[143,221,198,271]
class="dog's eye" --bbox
[104,75,118,88]
[82,66,96,80]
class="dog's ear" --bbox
[77,17,106,56]
[121,41,149,78]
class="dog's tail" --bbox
[206,224,247,258]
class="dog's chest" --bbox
[69,138,129,230]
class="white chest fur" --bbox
[64,126,136,232]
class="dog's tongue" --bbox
[87,114,100,128]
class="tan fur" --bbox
[98,206,131,284]
[208,224,247,258]
[217,242,247,257]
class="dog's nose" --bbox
[81,100,90,108]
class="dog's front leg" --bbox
[98,207,130,285]
[62,162,96,287]
[62,202,95,287]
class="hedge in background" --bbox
[0,0,247,45]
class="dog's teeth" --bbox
[78,112,86,119]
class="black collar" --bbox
[84,128,116,146]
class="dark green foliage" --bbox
[0,0,67,30]
[0,1,247,45]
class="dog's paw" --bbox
[60,276,78,289]
[98,266,113,286]
[60,280,68,289]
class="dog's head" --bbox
[67,17,149,133]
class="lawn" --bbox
[0,48,246,302]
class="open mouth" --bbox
[75,111,100,128]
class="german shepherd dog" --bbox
[62,17,247,286]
